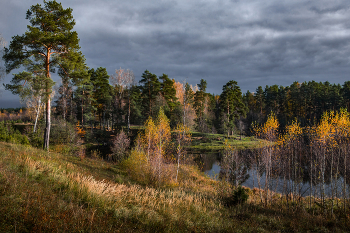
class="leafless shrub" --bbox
[111,130,130,162]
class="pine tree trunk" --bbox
[43,49,51,150]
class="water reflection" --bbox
[200,149,350,197]
[204,161,221,180]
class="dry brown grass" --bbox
[0,142,228,232]
[22,155,223,228]
[1,142,350,232]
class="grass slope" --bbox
[0,142,349,232]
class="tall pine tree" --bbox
[90,67,112,130]
[219,80,247,136]
[139,70,161,119]
[194,79,208,132]
[3,1,87,149]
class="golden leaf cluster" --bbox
[75,121,86,137]
[311,109,350,146]
[253,113,279,141]
[279,120,302,145]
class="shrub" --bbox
[122,149,149,184]
[110,130,130,162]
[93,129,110,144]
[27,128,44,148]
[50,118,79,145]
[223,186,249,207]
[0,121,30,145]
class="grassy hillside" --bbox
[0,142,349,232]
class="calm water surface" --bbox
[201,151,349,197]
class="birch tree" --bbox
[253,113,279,205]
[110,68,135,132]
[174,123,191,182]
[154,108,171,183]
[4,71,46,133]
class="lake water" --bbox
[201,151,349,198]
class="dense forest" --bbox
[5,72,350,136]
[64,76,350,134]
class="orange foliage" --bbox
[76,121,86,138]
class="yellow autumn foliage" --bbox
[124,108,174,185]
[279,120,302,145]
[253,113,279,142]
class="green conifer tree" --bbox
[219,80,247,136]
[139,70,161,119]
[3,1,87,149]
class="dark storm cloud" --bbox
[1,0,350,107]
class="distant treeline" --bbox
[4,67,350,135]
[244,81,350,131]
[0,108,26,113]
[50,68,248,136]
[54,68,350,135]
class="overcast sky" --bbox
[1,0,350,108]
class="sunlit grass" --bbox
[189,132,267,150]
[123,126,266,150]
[0,142,227,232]
[0,142,349,232]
